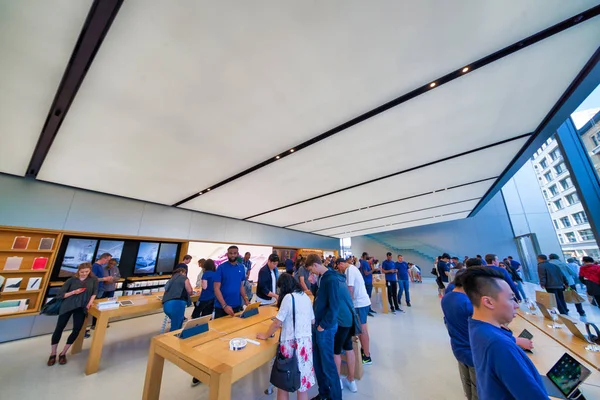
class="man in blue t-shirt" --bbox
[284,252,295,274]
[214,245,249,319]
[484,254,521,302]
[395,255,411,307]
[88,252,114,335]
[441,273,476,400]
[382,252,400,313]
[359,252,377,315]
[462,267,545,400]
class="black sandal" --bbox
[58,354,67,365]
[47,355,56,366]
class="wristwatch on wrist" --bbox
[223,304,228,308]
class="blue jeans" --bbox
[515,281,527,300]
[313,324,341,400]
[163,300,186,331]
[398,280,410,304]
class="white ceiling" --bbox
[2,1,599,238]
[0,0,92,175]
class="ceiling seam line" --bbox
[172,6,600,207]
[309,197,482,233]
[328,210,472,237]
[244,132,532,220]
[283,176,497,228]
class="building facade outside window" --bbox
[573,211,588,225]
[553,199,563,210]
[565,192,579,206]
[531,128,599,259]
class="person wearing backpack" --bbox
[257,273,315,400]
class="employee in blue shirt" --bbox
[382,252,400,313]
[359,252,378,315]
[440,272,476,400]
[395,255,411,307]
[284,252,294,274]
[88,252,113,335]
[484,254,522,302]
[214,245,249,319]
[462,267,546,400]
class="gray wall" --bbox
[0,173,338,342]
[351,192,518,274]
[0,173,338,248]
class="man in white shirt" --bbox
[338,258,373,365]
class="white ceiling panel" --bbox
[319,200,479,236]
[291,179,493,233]
[0,0,92,176]
[35,1,598,204]
[248,138,528,227]
[337,212,472,239]
[182,19,600,218]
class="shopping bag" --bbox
[564,288,586,304]
[340,336,363,380]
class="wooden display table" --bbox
[71,293,198,375]
[517,309,600,372]
[508,315,600,398]
[143,306,279,400]
[372,276,389,314]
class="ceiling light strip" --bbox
[328,210,472,237]
[25,0,124,178]
[172,6,600,208]
[310,197,481,233]
[245,132,531,220]
[284,176,496,228]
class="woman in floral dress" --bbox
[257,273,316,400]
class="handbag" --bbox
[564,288,586,304]
[270,294,301,392]
[41,297,62,316]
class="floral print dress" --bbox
[276,292,316,392]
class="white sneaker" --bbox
[340,378,344,391]
[345,378,358,393]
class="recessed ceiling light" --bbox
[462,67,469,73]
[429,82,436,88]
[275,155,280,159]
[290,149,295,153]
[207,188,211,191]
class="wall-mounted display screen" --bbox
[97,240,124,264]
[156,243,178,273]
[134,242,159,274]
[59,239,98,277]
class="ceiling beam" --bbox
[25,0,123,178]
[172,5,600,207]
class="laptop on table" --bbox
[557,315,595,343]
[541,353,591,399]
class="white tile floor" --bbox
[0,279,598,400]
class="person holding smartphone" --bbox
[48,262,98,366]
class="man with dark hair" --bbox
[305,254,342,400]
[396,255,411,307]
[462,267,546,399]
[475,255,487,266]
[175,254,193,273]
[484,254,521,302]
[444,258,482,295]
[441,272,477,400]
[538,254,569,314]
[88,253,115,335]
[359,252,378,315]
[382,252,400,314]
[214,246,249,319]
[549,253,585,316]
[256,254,279,305]
[284,251,294,274]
